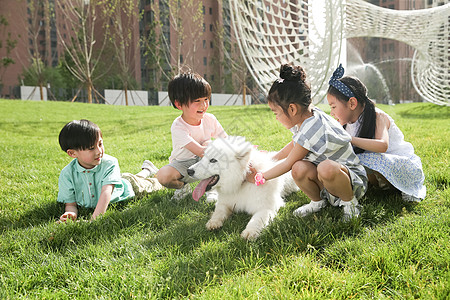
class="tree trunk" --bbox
[39,84,44,101]
[87,84,92,104]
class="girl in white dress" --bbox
[327,64,426,202]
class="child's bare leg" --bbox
[291,160,323,201]
[291,160,327,217]
[317,160,360,220]
[317,160,353,201]
[156,166,184,189]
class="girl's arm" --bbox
[351,112,390,153]
[91,184,114,220]
[248,142,308,183]
[59,202,78,222]
[272,141,294,161]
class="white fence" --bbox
[20,86,47,101]
[104,89,148,106]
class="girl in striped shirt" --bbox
[248,64,367,221]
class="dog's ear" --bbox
[235,141,252,161]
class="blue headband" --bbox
[329,64,355,98]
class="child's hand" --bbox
[59,212,77,222]
[246,165,257,183]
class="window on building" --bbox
[180,55,183,64]
[203,23,206,32]
[202,6,205,14]
[209,7,212,14]
[210,41,214,48]
[211,75,214,82]
[203,40,206,49]
[203,57,207,66]
[210,24,213,31]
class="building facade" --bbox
[0,0,71,98]
[2,0,443,102]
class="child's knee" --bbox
[292,161,314,180]
[155,169,170,186]
[155,166,179,187]
[317,160,340,181]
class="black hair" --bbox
[327,76,376,154]
[168,70,211,108]
[59,119,102,152]
[267,64,311,114]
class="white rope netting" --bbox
[230,0,450,105]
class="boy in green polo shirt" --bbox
[57,119,162,222]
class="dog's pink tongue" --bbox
[193,177,214,201]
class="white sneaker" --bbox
[172,184,192,201]
[142,160,159,175]
[293,200,327,217]
[341,198,360,221]
[401,192,421,203]
[205,190,218,203]
[137,160,159,178]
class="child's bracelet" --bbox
[254,172,266,186]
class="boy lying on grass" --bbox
[57,119,162,222]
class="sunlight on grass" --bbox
[0,99,448,298]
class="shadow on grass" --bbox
[0,200,62,231]
[123,189,423,297]
[1,186,423,298]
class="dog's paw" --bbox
[206,219,223,230]
[240,228,260,241]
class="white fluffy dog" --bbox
[187,136,298,240]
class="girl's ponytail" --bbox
[355,94,376,154]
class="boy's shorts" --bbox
[168,157,201,183]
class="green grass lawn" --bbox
[0,99,449,299]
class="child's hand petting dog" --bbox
[246,165,257,184]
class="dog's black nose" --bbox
[187,168,194,176]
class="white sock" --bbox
[136,168,152,178]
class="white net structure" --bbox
[230,0,450,105]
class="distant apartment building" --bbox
[0,0,240,99]
[138,0,242,97]
[0,0,71,98]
